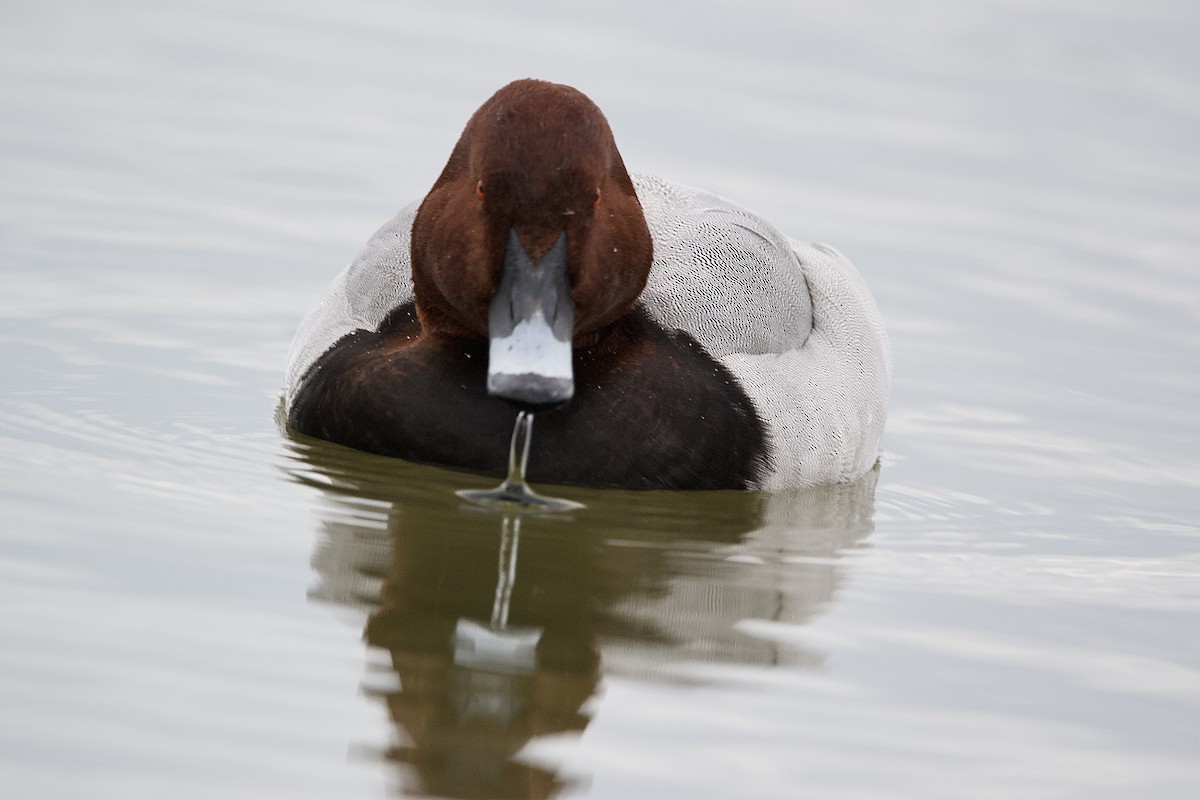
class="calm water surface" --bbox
[2,1,1198,798]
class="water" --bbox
[2,0,1198,797]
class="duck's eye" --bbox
[594,188,602,209]
[475,180,485,202]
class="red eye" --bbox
[594,188,602,209]
[475,180,485,202]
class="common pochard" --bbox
[285,79,891,490]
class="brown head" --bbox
[410,79,654,406]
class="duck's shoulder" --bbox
[631,175,893,490]
[631,174,813,358]
[285,202,420,400]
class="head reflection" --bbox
[363,512,599,799]
[289,435,878,799]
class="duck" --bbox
[284,79,891,491]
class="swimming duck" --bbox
[285,79,891,491]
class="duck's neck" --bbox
[572,328,604,349]
[572,306,656,365]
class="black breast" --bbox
[287,303,770,490]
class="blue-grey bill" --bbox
[487,229,575,406]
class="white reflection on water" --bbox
[1,0,1199,798]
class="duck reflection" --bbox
[286,434,879,799]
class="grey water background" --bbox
[2,0,1198,798]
